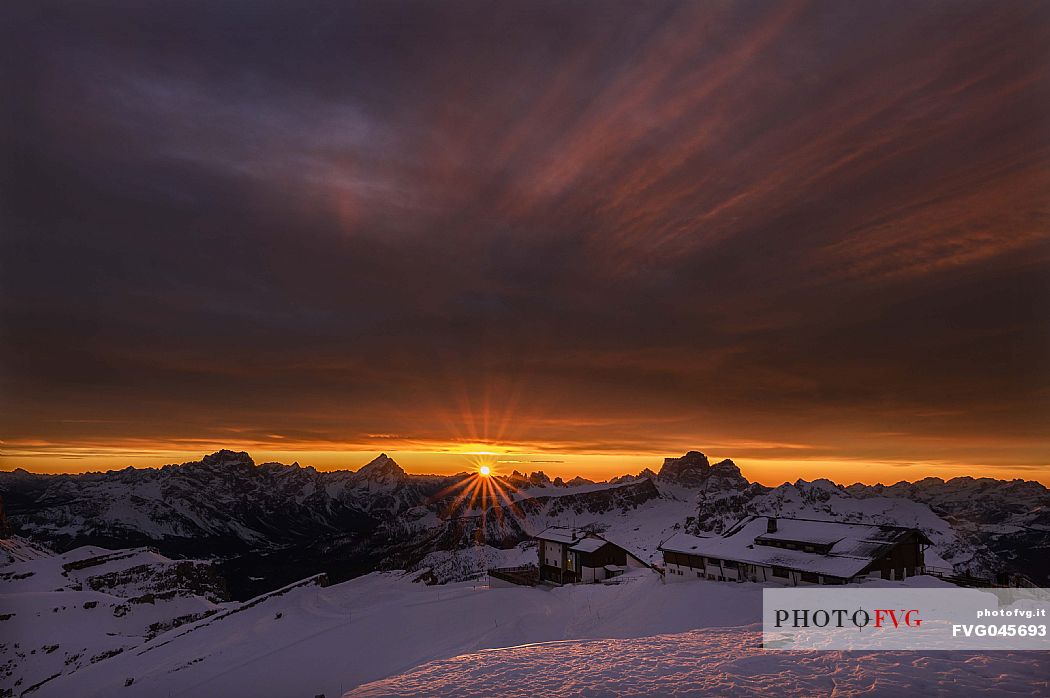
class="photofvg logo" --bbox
[762,588,1050,650]
[773,607,923,631]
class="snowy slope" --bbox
[26,568,965,698]
[0,544,228,695]
[0,536,53,565]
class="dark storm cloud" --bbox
[1,0,1048,474]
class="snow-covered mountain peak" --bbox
[354,453,406,485]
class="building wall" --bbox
[663,560,705,582]
[540,540,565,568]
[662,551,853,586]
[863,534,925,580]
[578,542,627,570]
[662,551,712,582]
[539,541,565,583]
[539,540,585,583]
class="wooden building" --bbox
[536,527,650,584]
[658,516,931,585]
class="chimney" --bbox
[767,516,777,533]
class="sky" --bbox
[1,1,1048,485]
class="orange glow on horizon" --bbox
[1,439,1047,487]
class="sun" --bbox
[478,465,492,476]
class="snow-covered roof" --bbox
[535,527,585,544]
[570,538,607,553]
[658,532,713,553]
[755,523,844,546]
[659,516,927,579]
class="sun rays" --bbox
[430,455,526,541]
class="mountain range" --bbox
[2,450,1048,598]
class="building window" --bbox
[772,566,789,578]
[706,557,720,566]
[722,560,737,569]
[801,571,819,583]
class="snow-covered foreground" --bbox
[349,627,1050,697]
[35,569,770,697]
[27,564,1011,698]
[7,534,1038,698]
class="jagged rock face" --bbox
[528,471,552,486]
[62,548,228,603]
[657,450,711,484]
[196,450,255,470]
[503,470,558,488]
[657,452,749,491]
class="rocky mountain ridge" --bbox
[2,450,1047,595]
